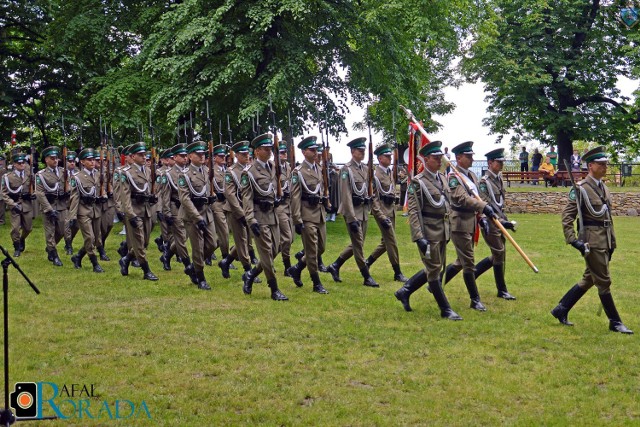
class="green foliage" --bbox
[463,0,640,164]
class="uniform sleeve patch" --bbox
[292,174,299,185]
[225,174,231,183]
[569,188,576,201]
[156,176,161,183]
[408,183,415,194]
[178,177,186,187]
[162,176,167,184]
[114,172,119,180]
[479,182,487,193]
[449,176,459,188]
[341,171,348,180]
[241,174,249,187]
[70,178,76,188]
[121,174,126,183]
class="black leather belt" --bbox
[421,211,448,219]
[451,206,474,213]
[583,219,611,228]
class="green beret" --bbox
[297,136,318,150]
[41,146,61,160]
[12,152,27,163]
[213,144,228,155]
[129,142,147,155]
[251,133,273,149]
[186,141,206,154]
[452,141,475,155]
[485,148,505,161]
[374,144,392,156]
[171,143,187,155]
[78,148,96,160]
[419,141,444,157]
[582,146,608,163]
[347,137,367,149]
[231,141,250,153]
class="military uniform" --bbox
[551,146,632,334]
[177,142,218,290]
[365,144,408,282]
[97,155,116,261]
[118,142,159,281]
[476,148,517,300]
[394,141,461,319]
[327,137,379,287]
[63,154,80,254]
[35,146,68,266]
[210,144,231,262]
[68,148,105,272]
[154,153,171,253]
[287,136,328,293]
[240,134,288,301]
[443,141,494,311]
[159,144,192,276]
[0,155,6,225]
[1,153,34,256]
[275,143,294,273]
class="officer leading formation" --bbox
[0,134,634,333]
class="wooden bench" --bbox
[554,170,589,187]
[502,171,549,187]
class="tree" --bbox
[463,0,640,166]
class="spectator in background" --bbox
[540,156,557,187]
[519,146,529,183]
[546,146,558,168]
[531,148,543,185]
[570,150,581,171]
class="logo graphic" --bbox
[10,382,38,418]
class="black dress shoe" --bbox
[119,257,130,276]
[470,299,487,311]
[218,259,230,279]
[184,264,198,284]
[394,273,409,283]
[287,265,304,287]
[394,288,412,312]
[72,254,83,269]
[363,276,379,288]
[441,308,463,321]
[144,271,159,281]
[551,305,573,326]
[271,289,289,301]
[93,264,104,273]
[610,321,633,334]
[242,271,255,295]
[327,264,342,282]
[160,254,172,271]
[497,291,516,300]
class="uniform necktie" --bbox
[267,163,271,172]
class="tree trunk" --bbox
[556,128,573,171]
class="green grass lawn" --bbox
[2,213,640,426]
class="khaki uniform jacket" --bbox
[178,164,214,223]
[241,160,278,226]
[120,164,154,219]
[448,168,487,233]
[279,161,292,208]
[162,164,185,218]
[371,165,396,221]
[35,167,69,213]
[1,169,34,212]
[408,171,450,242]
[479,171,508,221]
[223,162,246,220]
[338,160,377,223]
[68,169,102,219]
[212,164,226,202]
[562,175,616,250]
[291,160,326,225]
[112,166,125,213]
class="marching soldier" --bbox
[394,141,462,319]
[0,154,6,225]
[286,136,329,294]
[63,152,80,255]
[442,141,496,311]
[35,146,68,267]
[177,141,218,290]
[551,146,632,334]
[210,144,232,268]
[364,143,408,282]
[68,148,105,273]
[476,148,517,300]
[159,144,194,279]
[1,152,34,256]
[154,149,173,255]
[113,145,140,268]
[218,141,254,279]
[240,134,288,301]
[95,150,115,261]
[276,142,294,275]
[327,137,379,288]
[118,142,159,281]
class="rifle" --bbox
[287,109,295,167]
[321,113,330,207]
[61,116,69,193]
[227,115,235,163]
[399,104,539,273]
[99,116,106,197]
[256,110,261,136]
[149,111,157,195]
[268,97,283,199]
[392,111,398,184]
[206,102,215,187]
[107,124,114,194]
[563,159,589,256]
[29,127,35,193]
[366,108,374,200]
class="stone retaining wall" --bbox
[505,192,640,216]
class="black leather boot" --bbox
[218,254,233,279]
[327,257,346,282]
[19,238,25,252]
[141,261,158,281]
[154,236,164,252]
[442,263,462,285]
[310,272,328,294]
[283,256,292,277]
[184,263,198,284]
[204,254,212,266]
[318,255,328,273]
[72,249,86,269]
[365,255,376,268]
[474,256,493,279]
[599,293,633,334]
[287,262,306,287]
[117,241,128,258]
[360,266,379,288]
[89,254,104,273]
[160,248,172,271]
[268,278,288,301]
[392,264,409,283]
[50,249,63,267]
[13,241,21,257]
[243,267,258,295]
[493,264,516,300]
[429,280,463,320]
[64,239,73,255]
[119,253,131,276]
[47,248,54,262]
[463,271,486,311]
[196,270,211,290]
[97,246,110,261]
[294,250,304,262]
[249,248,258,265]
[550,284,588,326]
[394,270,427,312]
